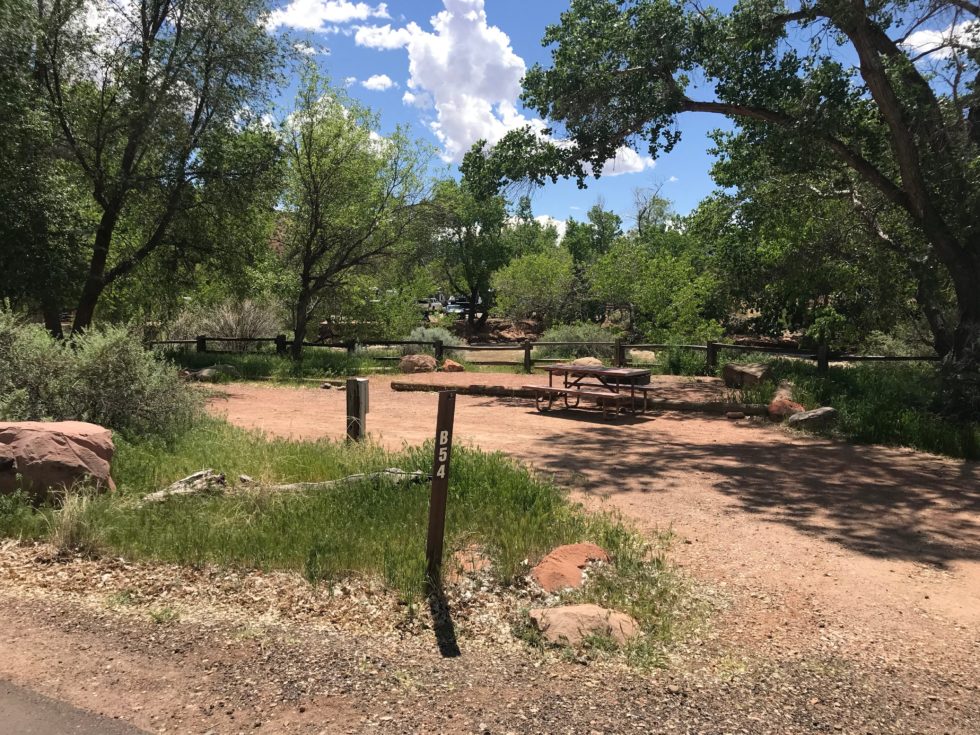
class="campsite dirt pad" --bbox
[0,374,977,733]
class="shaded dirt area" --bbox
[1,374,978,733]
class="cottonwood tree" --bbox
[429,178,509,329]
[34,0,282,333]
[492,0,980,371]
[279,70,431,358]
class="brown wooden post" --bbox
[426,391,456,585]
[523,340,532,373]
[274,334,287,357]
[614,338,625,367]
[346,340,356,357]
[433,339,444,364]
[346,378,369,441]
[706,341,719,370]
[817,344,830,374]
[196,335,206,353]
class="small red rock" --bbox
[768,397,805,422]
[531,542,609,592]
[528,604,639,646]
[442,359,465,372]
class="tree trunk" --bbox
[291,289,312,360]
[42,303,63,340]
[71,209,119,333]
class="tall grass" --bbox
[771,361,979,459]
[164,348,375,380]
[2,421,679,618]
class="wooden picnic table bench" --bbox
[523,364,653,418]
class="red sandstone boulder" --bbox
[531,542,609,592]
[768,397,805,421]
[570,356,604,367]
[399,354,437,373]
[441,359,465,372]
[722,362,772,388]
[0,421,115,498]
[529,604,640,646]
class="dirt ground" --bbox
[1,373,978,734]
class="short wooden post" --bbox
[817,344,830,373]
[196,335,207,353]
[614,338,625,367]
[346,340,356,357]
[426,391,456,585]
[706,341,719,370]
[274,334,287,357]
[523,340,532,373]
[433,339,444,364]
[346,378,369,441]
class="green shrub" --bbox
[771,360,979,459]
[534,322,618,359]
[399,326,463,356]
[0,311,200,439]
[165,299,285,351]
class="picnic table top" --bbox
[544,364,651,378]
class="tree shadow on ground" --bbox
[513,409,980,569]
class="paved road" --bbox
[0,679,145,734]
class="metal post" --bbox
[817,344,830,373]
[433,339,444,364]
[196,335,206,353]
[274,334,287,357]
[426,391,456,585]
[523,340,532,374]
[346,378,369,441]
[706,341,719,370]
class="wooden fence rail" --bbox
[147,334,940,374]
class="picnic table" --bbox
[523,364,652,418]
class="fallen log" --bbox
[140,467,425,505]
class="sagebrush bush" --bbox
[166,299,285,351]
[399,326,462,356]
[534,321,618,359]
[0,311,200,438]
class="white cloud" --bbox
[266,1,390,31]
[355,23,418,49]
[535,215,567,241]
[668,175,679,183]
[599,147,655,177]
[294,41,317,55]
[361,73,395,91]
[902,21,977,59]
[354,0,653,177]
[344,76,357,87]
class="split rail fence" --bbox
[147,334,940,374]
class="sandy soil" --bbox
[1,373,978,733]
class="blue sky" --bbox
[267,0,732,227]
[265,0,971,228]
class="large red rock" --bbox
[531,542,609,592]
[0,421,115,497]
[529,604,640,646]
[722,362,773,388]
[570,356,603,367]
[399,354,437,373]
[768,397,805,421]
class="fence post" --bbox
[196,335,206,353]
[274,334,287,357]
[614,338,625,367]
[817,344,830,373]
[433,339,444,364]
[523,340,532,374]
[346,340,356,357]
[706,341,719,370]
[346,378,369,441]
